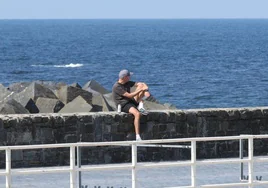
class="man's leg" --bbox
[134,83,151,103]
[128,107,142,140]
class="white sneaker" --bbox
[136,134,142,141]
[138,107,149,115]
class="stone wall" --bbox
[1,107,268,168]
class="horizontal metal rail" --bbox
[1,134,268,187]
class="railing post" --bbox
[239,138,244,180]
[77,146,81,188]
[70,146,77,188]
[6,148,11,188]
[77,134,82,188]
[191,141,196,187]
[248,137,254,187]
[132,143,137,188]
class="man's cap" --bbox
[119,69,133,79]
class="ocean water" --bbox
[1,19,268,109]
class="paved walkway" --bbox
[1,159,268,188]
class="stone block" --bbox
[117,122,127,132]
[250,119,261,134]
[23,150,40,161]
[147,111,160,121]
[240,109,254,120]
[24,98,39,113]
[58,96,93,113]
[57,85,92,104]
[81,133,94,142]
[53,116,65,125]
[186,123,197,137]
[79,123,95,134]
[64,134,77,143]
[34,80,66,97]
[18,117,33,127]
[0,99,29,114]
[219,121,229,131]
[7,82,31,93]
[0,119,3,130]
[0,84,14,101]
[77,115,93,123]
[36,97,64,113]
[167,111,176,122]
[159,112,169,122]
[14,82,58,102]
[262,108,268,117]
[159,124,167,132]
[3,117,18,128]
[0,130,7,144]
[64,125,77,133]
[63,115,78,126]
[252,109,263,118]
[70,82,82,88]
[185,111,197,126]
[140,114,147,123]
[11,150,23,161]
[91,94,114,112]
[16,131,33,144]
[166,123,176,132]
[53,128,65,143]
[8,97,39,113]
[103,93,116,111]
[144,100,170,110]
[103,133,112,141]
[227,109,240,120]
[175,111,186,121]
[103,114,114,124]
[82,80,110,94]
[103,124,111,133]
[111,133,125,141]
[39,128,54,142]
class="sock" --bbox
[142,96,148,100]
[138,101,144,109]
[136,134,141,140]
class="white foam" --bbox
[54,63,83,68]
[31,63,84,68]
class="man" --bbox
[112,69,151,141]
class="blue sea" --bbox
[1,19,268,109]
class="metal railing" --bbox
[1,134,268,188]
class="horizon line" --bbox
[1,18,268,20]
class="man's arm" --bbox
[122,88,146,99]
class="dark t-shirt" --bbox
[112,81,136,107]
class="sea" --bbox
[1,19,268,109]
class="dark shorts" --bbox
[122,100,139,113]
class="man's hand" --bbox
[137,82,149,91]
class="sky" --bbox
[0,0,268,19]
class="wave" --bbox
[54,63,84,68]
[31,63,84,68]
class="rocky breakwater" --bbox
[0,80,176,114]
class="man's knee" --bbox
[133,111,141,118]
[130,110,141,118]
[129,107,141,117]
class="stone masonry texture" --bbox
[1,107,268,168]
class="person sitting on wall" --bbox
[112,69,151,141]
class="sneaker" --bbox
[136,137,143,141]
[138,107,149,115]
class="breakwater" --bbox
[1,107,268,168]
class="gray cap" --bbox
[119,69,133,79]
